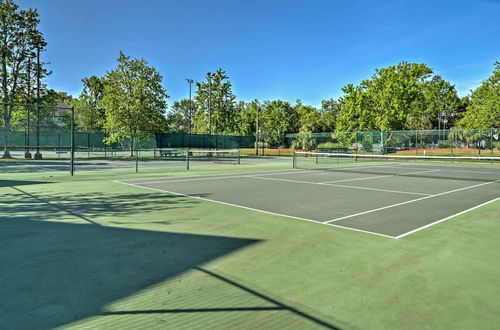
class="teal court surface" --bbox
[117,161,500,239]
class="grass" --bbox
[241,148,295,157]
[1,162,499,329]
[395,148,500,157]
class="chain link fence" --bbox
[284,128,500,156]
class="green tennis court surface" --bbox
[119,162,499,238]
[2,158,500,329]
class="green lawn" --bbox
[395,148,500,157]
[1,163,499,329]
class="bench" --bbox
[157,149,182,157]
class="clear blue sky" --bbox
[17,0,500,107]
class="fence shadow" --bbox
[0,218,260,329]
[3,186,206,225]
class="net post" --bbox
[186,150,190,170]
[237,149,241,165]
[70,106,75,176]
[315,153,318,164]
[292,151,296,169]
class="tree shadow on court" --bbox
[0,161,71,173]
[0,180,51,187]
[2,186,209,225]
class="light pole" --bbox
[207,72,212,136]
[25,56,32,159]
[34,46,42,160]
[255,102,259,156]
[186,79,193,133]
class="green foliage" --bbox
[291,130,316,150]
[70,76,105,130]
[336,61,461,133]
[294,101,321,133]
[1,0,48,157]
[438,141,453,148]
[165,99,194,133]
[260,100,294,146]
[422,75,460,129]
[100,52,168,154]
[193,69,237,134]
[361,134,373,152]
[332,131,355,148]
[456,62,500,129]
[235,100,257,135]
[320,99,339,132]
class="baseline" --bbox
[394,197,500,239]
[325,179,499,223]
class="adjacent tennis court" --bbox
[118,156,500,238]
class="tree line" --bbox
[1,0,499,159]
[162,61,499,147]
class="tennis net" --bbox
[187,149,241,168]
[293,151,500,182]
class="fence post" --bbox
[135,149,138,173]
[70,106,75,176]
[491,128,494,158]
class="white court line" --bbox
[378,166,499,175]
[114,180,396,239]
[398,169,441,176]
[343,165,499,175]
[325,179,500,223]
[395,197,500,239]
[122,163,414,185]
[250,175,430,196]
[126,165,412,185]
[135,175,250,184]
[319,175,392,184]
[123,169,322,185]
[317,169,440,184]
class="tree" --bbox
[165,99,193,133]
[236,100,259,135]
[193,69,237,134]
[259,100,294,146]
[320,99,339,132]
[336,62,434,132]
[70,75,105,130]
[1,0,47,158]
[101,52,168,155]
[336,82,376,132]
[421,75,460,130]
[456,62,500,129]
[295,101,321,133]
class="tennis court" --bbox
[118,155,500,239]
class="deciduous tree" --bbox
[1,0,47,158]
[101,52,168,155]
[456,62,500,128]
